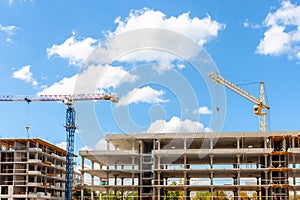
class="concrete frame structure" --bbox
[0,138,68,200]
[80,131,300,200]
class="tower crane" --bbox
[208,71,270,132]
[0,92,119,200]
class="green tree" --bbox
[193,191,228,200]
[165,181,184,200]
[125,191,138,200]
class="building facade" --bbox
[80,131,300,200]
[0,138,67,200]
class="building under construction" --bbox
[0,138,71,200]
[80,131,300,200]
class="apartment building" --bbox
[0,138,67,200]
[80,131,300,200]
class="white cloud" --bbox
[146,116,209,133]
[12,65,38,86]
[0,24,17,43]
[46,8,224,69]
[56,141,67,150]
[256,25,290,55]
[192,106,212,115]
[94,138,115,150]
[47,33,97,66]
[256,1,300,60]
[117,86,169,107]
[177,63,185,69]
[0,24,17,35]
[80,145,93,151]
[38,65,137,95]
[112,8,225,46]
[37,75,77,95]
[8,0,33,5]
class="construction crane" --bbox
[0,92,119,200]
[208,71,270,132]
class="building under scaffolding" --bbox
[80,131,300,200]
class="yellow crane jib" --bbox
[208,71,270,132]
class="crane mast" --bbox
[0,92,118,200]
[208,71,269,132]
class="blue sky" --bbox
[0,0,300,153]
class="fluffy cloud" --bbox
[117,86,169,107]
[47,33,97,66]
[113,8,225,46]
[37,75,77,95]
[94,138,115,150]
[146,116,210,133]
[47,9,224,68]
[8,0,33,5]
[0,24,17,43]
[12,65,38,86]
[38,65,137,95]
[56,141,67,150]
[192,106,212,115]
[256,1,300,60]
[0,24,17,35]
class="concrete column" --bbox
[236,155,241,169]
[293,172,296,186]
[183,155,187,169]
[157,140,161,150]
[237,188,241,200]
[210,187,214,200]
[210,155,214,169]
[283,137,286,151]
[106,140,110,150]
[106,173,109,200]
[237,171,240,185]
[132,188,135,200]
[210,172,213,185]
[91,161,95,200]
[132,140,135,151]
[292,137,295,148]
[157,187,161,200]
[264,137,268,149]
[256,177,260,200]
[157,156,161,170]
[265,187,268,199]
[81,157,85,200]
[184,138,187,150]
[184,189,188,200]
[157,173,161,185]
[264,154,268,168]
[210,138,214,149]
[293,154,296,168]
[236,138,240,149]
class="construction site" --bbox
[80,131,300,200]
[0,72,297,200]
